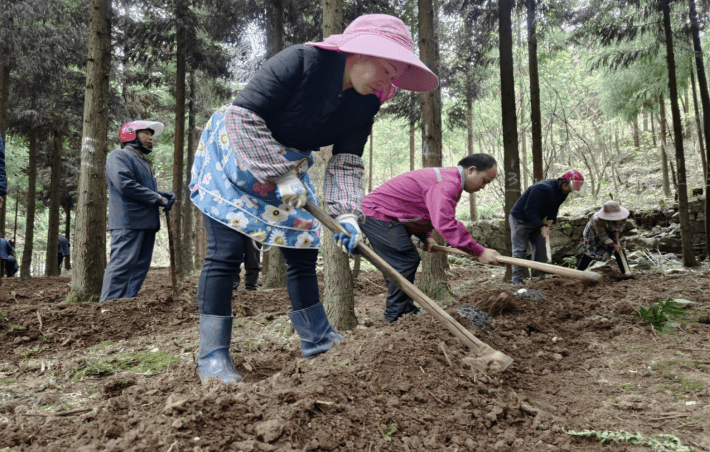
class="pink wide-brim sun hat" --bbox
[305,14,439,92]
[597,201,629,221]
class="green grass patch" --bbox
[89,341,115,353]
[20,346,47,359]
[0,379,15,386]
[619,383,636,392]
[9,324,26,331]
[71,350,181,381]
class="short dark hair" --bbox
[558,179,570,187]
[457,153,497,171]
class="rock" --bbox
[255,419,284,443]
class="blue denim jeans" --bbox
[198,214,319,316]
[100,229,156,302]
[360,217,421,322]
[509,214,547,284]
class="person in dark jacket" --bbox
[509,170,584,285]
[100,121,175,302]
[57,235,70,268]
[189,14,438,385]
[1,238,18,278]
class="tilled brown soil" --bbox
[1,262,709,452]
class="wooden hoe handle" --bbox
[430,244,602,283]
[304,201,513,371]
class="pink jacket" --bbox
[362,166,485,256]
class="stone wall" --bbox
[465,196,707,263]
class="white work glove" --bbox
[275,171,308,208]
[333,214,361,254]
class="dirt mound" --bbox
[1,265,709,451]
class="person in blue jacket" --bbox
[509,170,584,285]
[100,121,175,302]
[58,235,70,268]
[1,238,18,278]
[189,14,438,385]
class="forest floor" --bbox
[1,260,710,452]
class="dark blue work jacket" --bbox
[510,179,569,229]
[105,147,160,230]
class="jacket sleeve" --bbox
[106,151,159,205]
[0,134,6,198]
[233,46,305,121]
[332,119,373,157]
[424,181,485,256]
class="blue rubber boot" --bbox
[288,303,344,359]
[196,315,243,384]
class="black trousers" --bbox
[577,251,627,274]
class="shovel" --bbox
[304,201,514,373]
[429,244,602,284]
[542,217,552,263]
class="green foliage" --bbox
[377,423,398,442]
[71,350,180,381]
[636,299,687,332]
[563,429,692,452]
[562,256,578,268]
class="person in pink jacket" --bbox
[361,153,500,322]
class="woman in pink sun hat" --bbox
[188,14,438,385]
[576,200,631,275]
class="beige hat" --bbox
[597,201,629,221]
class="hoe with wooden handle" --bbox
[304,201,513,373]
[429,244,603,284]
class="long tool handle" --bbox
[545,235,552,263]
[618,247,633,275]
[304,201,513,370]
[165,210,179,298]
[430,244,601,283]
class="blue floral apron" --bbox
[189,106,321,248]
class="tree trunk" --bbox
[633,116,640,150]
[410,121,415,171]
[527,0,543,183]
[67,0,111,303]
[194,207,205,269]
[172,13,186,278]
[659,94,673,195]
[20,130,38,280]
[64,197,72,270]
[501,0,522,282]
[687,0,710,258]
[690,62,707,180]
[268,0,284,58]
[262,248,288,288]
[46,130,63,276]
[0,44,10,239]
[663,0,697,267]
[319,0,356,330]
[683,84,691,139]
[182,70,196,273]
[262,0,290,290]
[418,0,451,300]
[467,97,477,221]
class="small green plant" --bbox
[378,423,398,442]
[0,310,5,323]
[562,256,578,268]
[636,298,687,332]
[9,324,26,331]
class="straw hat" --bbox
[305,14,439,92]
[597,201,629,221]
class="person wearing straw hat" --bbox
[576,200,630,274]
[189,14,438,384]
[509,170,584,285]
[100,121,175,303]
